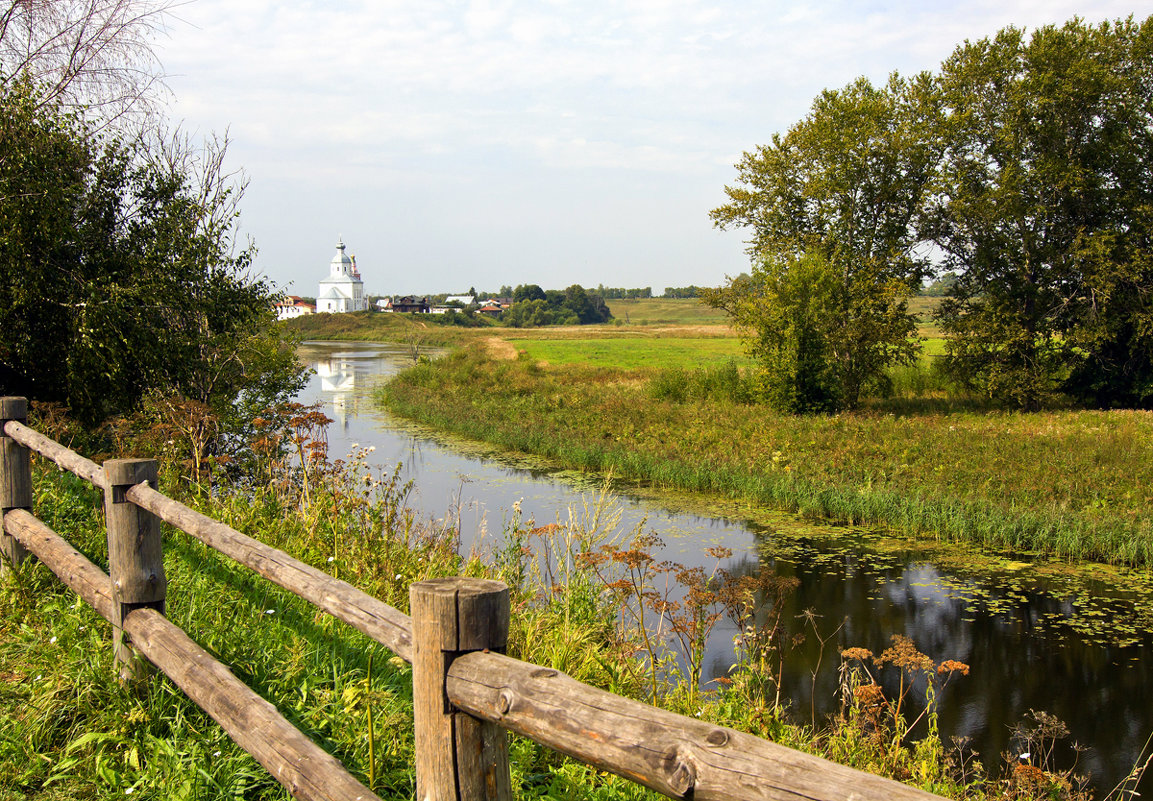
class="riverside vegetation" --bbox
[380,337,1153,568]
[4,401,1145,800]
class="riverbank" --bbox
[3,440,1116,800]
[379,342,1153,567]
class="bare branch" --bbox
[0,0,177,130]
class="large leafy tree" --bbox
[0,79,303,427]
[710,74,937,409]
[926,16,1153,409]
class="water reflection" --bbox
[297,340,1151,797]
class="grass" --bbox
[506,337,747,369]
[380,343,1153,567]
[604,298,729,325]
[1,409,1126,801]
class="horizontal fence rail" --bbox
[2,488,382,801]
[0,397,948,801]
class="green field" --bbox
[505,336,747,369]
[382,342,1153,567]
[603,297,730,325]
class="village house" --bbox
[389,296,431,314]
[274,295,315,320]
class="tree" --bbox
[926,16,1153,408]
[710,74,936,408]
[504,298,555,327]
[0,80,304,428]
[562,284,611,324]
[0,0,173,128]
[512,283,546,303]
[705,254,843,412]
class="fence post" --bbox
[103,458,167,683]
[0,397,32,577]
[411,577,512,801]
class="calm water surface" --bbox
[299,340,1152,797]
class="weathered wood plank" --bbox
[5,508,381,801]
[125,483,414,661]
[125,607,382,801]
[447,651,948,801]
[0,398,32,573]
[411,577,512,801]
[105,459,166,682]
[2,418,108,490]
[3,508,115,621]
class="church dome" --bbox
[331,238,353,273]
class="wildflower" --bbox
[264,609,275,615]
[125,789,134,795]
[841,647,872,662]
[49,636,57,644]
[395,574,403,580]
[367,446,376,452]
[938,659,970,676]
[327,556,335,563]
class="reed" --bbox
[380,345,1153,567]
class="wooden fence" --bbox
[0,396,946,801]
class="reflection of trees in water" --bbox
[293,342,1150,795]
[741,531,1151,796]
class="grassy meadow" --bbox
[604,297,731,325]
[377,300,1153,566]
[505,335,745,369]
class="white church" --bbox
[317,238,367,313]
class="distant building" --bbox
[391,296,431,314]
[317,238,367,313]
[275,295,315,320]
[444,295,475,306]
[476,299,508,317]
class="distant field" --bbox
[909,295,943,339]
[606,297,729,325]
[507,336,747,369]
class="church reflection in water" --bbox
[311,354,370,430]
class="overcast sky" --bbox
[158,1,1153,297]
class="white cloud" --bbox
[157,0,1153,294]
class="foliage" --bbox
[595,285,652,300]
[715,15,1153,411]
[709,74,935,409]
[927,17,1153,410]
[0,80,305,430]
[662,286,705,299]
[505,284,613,327]
[649,359,754,404]
[706,253,847,412]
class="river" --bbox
[299,340,1152,797]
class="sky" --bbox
[157,0,1153,297]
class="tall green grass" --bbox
[380,345,1153,567]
